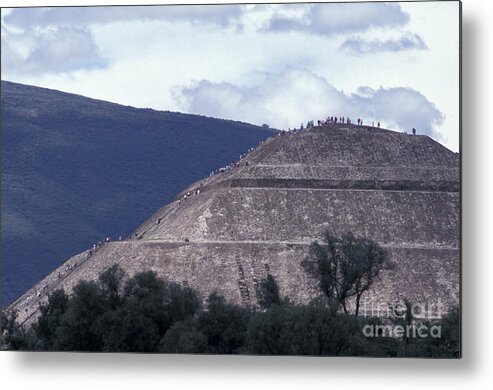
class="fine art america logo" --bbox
[361,297,445,339]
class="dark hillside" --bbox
[1,81,276,305]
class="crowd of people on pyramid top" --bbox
[178,115,419,206]
[290,115,381,130]
[290,115,418,136]
[205,115,376,182]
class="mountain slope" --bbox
[1,80,276,305]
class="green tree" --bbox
[434,306,461,357]
[247,301,366,356]
[258,274,281,309]
[159,319,208,353]
[99,264,126,309]
[95,305,161,352]
[54,280,106,351]
[302,231,391,316]
[391,304,460,358]
[1,311,33,350]
[122,271,201,335]
[23,265,202,352]
[34,289,69,349]
[95,270,201,352]
[198,293,250,354]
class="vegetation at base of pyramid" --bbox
[1,262,460,357]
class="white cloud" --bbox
[350,86,444,137]
[263,3,409,35]
[339,32,428,55]
[178,68,444,138]
[2,5,243,28]
[3,3,409,37]
[1,26,106,75]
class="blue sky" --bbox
[1,1,460,151]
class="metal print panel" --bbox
[1,1,461,356]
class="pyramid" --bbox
[8,124,460,325]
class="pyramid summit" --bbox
[8,123,460,325]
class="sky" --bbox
[0,1,460,151]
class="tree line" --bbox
[1,231,460,356]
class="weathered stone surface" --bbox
[7,124,460,325]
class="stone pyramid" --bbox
[9,124,460,325]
